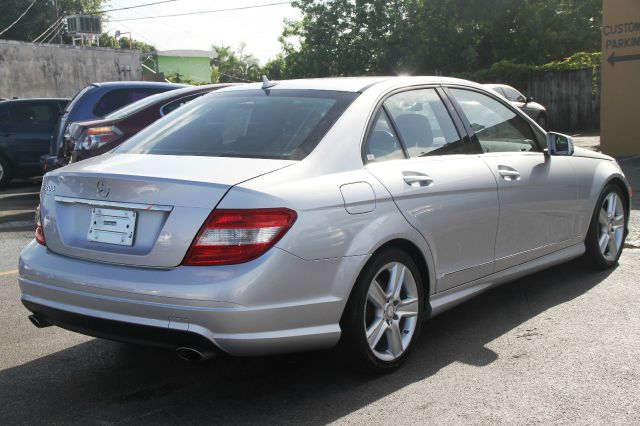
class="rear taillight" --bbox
[35,204,46,246]
[77,126,122,150]
[183,208,297,266]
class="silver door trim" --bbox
[55,195,173,212]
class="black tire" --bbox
[536,113,547,130]
[584,184,627,269]
[0,156,13,188]
[339,247,425,374]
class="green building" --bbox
[142,49,212,83]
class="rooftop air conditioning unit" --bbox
[66,15,102,36]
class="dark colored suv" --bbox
[60,84,235,165]
[41,81,186,172]
[0,98,69,186]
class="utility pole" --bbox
[52,0,62,44]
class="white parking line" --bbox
[0,269,18,277]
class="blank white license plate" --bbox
[87,207,137,246]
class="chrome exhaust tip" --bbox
[28,314,51,328]
[175,346,215,362]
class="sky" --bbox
[102,0,301,63]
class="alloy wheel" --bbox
[364,261,419,362]
[598,192,625,261]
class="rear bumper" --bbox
[19,241,366,356]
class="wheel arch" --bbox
[367,238,433,315]
[605,176,631,220]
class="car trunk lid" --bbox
[40,153,295,268]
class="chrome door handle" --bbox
[402,171,434,188]
[498,167,521,181]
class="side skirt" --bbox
[428,243,585,318]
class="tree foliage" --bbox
[211,43,261,83]
[1,0,104,43]
[268,0,603,78]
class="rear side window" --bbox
[383,89,465,157]
[116,89,357,160]
[364,109,406,162]
[7,103,57,129]
[93,89,165,117]
[0,105,9,127]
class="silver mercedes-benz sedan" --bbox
[19,77,631,373]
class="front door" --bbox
[364,88,499,292]
[447,87,579,271]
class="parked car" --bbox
[484,84,548,129]
[40,81,186,173]
[59,84,235,166]
[0,98,69,186]
[20,77,630,373]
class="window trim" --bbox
[441,85,546,153]
[361,85,472,164]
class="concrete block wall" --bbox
[0,40,142,99]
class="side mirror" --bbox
[546,132,574,156]
[525,96,533,103]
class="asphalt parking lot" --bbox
[0,148,638,425]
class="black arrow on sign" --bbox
[608,51,640,66]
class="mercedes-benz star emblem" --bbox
[96,180,110,198]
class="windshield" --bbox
[116,89,358,160]
[105,89,185,120]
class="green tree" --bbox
[1,0,105,43]
[98,32,154,52]
[273,0,603,78]
[211,43,261,83]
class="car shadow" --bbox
[0,258,614,424]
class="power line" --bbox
[97,0,179,14]
[42,20,65,44]
[109,1,293,22]
[0,0,38,36]
[108,0,208,42]
[32,16,63,42]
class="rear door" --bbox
[446,87,579,271]
[364,87,499,292]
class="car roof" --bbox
[90,81,187,89]
[0,98,70,103]
[217,76,482,93]
[483,83,512,89]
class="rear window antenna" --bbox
[261,75,277,90]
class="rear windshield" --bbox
[64,85,93,114]
[93,88,166,117]
[104,90,180,120]
[115,89,357,160]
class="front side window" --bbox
[501,86,525,102]
[383,89,465,157]
[449,88,539,153]
[116,89,357,160]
